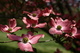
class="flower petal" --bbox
[7,34,22,41]
[22,17,38,28]
[29,34,44,44]
[22,31,33,39]
[26,24,31,28]
[72,27,77,35]
[43,13,50,16]
[22,17,28,25]
[0,25,9,32]
[27,14,39,20]
[34,23,47,28]
[49,27,62,35]
[11,27,21,32]
[74,29,80,39]
[18,42,33,52]
[9,18,16,28]
[50,18,56,27]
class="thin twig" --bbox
[38,39,53,43]
[0,40,14,43]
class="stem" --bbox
[0,40,14,43]
[40,28,76,53]
[38,39,53,43]
[0,39,53,43]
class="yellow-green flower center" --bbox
[57,25,62,30]
[22,37,28,43]
[8,28,12,31]
[32,13,36,17]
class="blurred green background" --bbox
[0,28,72,53]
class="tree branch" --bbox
[0,40,14,43]
[38,39,53,43]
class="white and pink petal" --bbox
[11,27,21,32]
[7,34,22,41]
[9,18,16,28]
[29,34,44,44]
[22,31,33,39]
[22,17,28,25]
[0,25,9,32]
[34,23,47,28]
[27,14,39,20]
[49,27,62,35]
[18,42,33,52]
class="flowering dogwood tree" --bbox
[0,0,80,53]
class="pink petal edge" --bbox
[29,34,44,44]
[18,42,34,52]
[7,34,22,41]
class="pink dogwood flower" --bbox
[22,17,47,28]
[41,7,61,16]
[0,18,21,33]
[65,27,80,39]
[71,28,80,39]
[7,31,44,52]
[23,9,42,20]
[65,27,77,38]
[42,8,52,16]
[49,18,74,35]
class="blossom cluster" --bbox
[0,0,80,53]
[0,18,45,52]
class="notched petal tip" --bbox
[41,34,45,38]
[7,34,22,41]
[9,18,16,28]
[11,27,22,32]
[29,34,45,44]
[18,42,34,52]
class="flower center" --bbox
[8,28,12,31]
[57,25,62,30]
[22,37,28,43]
[32,13,36,17]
